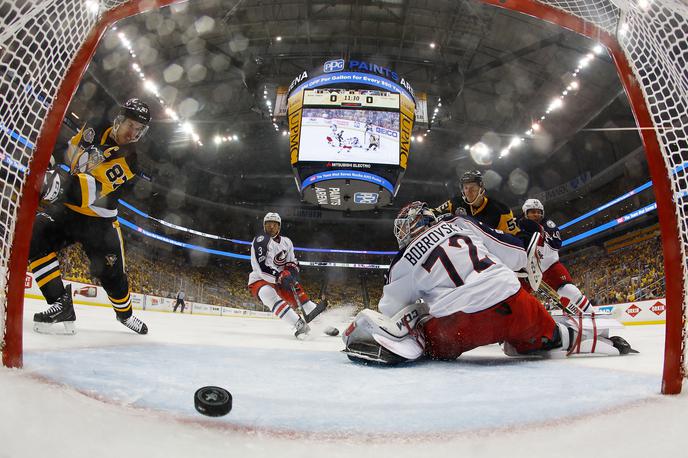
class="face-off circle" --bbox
[194,386,232,417]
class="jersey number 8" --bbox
[105,164,125,184]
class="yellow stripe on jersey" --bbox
[37,270,61,287]
[100,127,112,145]
[29,252,57,271]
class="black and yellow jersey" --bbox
[61,126,138,219]
[433,195,519,235]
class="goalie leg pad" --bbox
[342,307,427,364]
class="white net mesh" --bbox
[0,0,128,357]
[0,0,686,386]
[536,0,688,383]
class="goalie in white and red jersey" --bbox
[342,201,635,364]
[518,198,593,314]
[247,212,328,338]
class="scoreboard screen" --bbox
[286,60,416,211]
[298,89,400,165]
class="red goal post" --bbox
[1,0,686,394]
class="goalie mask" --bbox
[522,198,545,222]
[113,98,151,143]
[459,170,485,206]
[394,201,437,248]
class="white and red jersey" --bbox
[378,219,522,319]
[540,219,562,272]
[248,232,298,285]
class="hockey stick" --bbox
[289,282,307,318]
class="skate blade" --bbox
[33,321,76,335]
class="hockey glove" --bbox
[278,269,296,289]
[40,168,67,204]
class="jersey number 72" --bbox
[421,235,495,287]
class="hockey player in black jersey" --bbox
[30,98,151,335]
[433,170,519,235]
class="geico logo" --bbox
[375,126,398,137]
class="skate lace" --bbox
[43,303,63,315]
[124,316,143,332]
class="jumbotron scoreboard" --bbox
[286,59,416,211]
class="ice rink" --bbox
[2,298,688,458]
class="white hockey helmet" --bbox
[394,201,437,248]
[522,198,545,216]
[263,212,281,225]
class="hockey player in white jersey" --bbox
[518,198,592,313]
[248,212,327,337]
[342,201,634,364]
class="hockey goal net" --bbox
[1,0,686,393]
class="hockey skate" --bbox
[294,317,310,339]
[503,314,638,358]
[117,314,148,335]
[304,298,328,323]
[33,285,76,335]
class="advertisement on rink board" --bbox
[593,298,666,324]
[24,273,274,319]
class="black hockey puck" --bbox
[194,386,232,417]
[324,326,339,336]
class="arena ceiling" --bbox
[66,0,646,239]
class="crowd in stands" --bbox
[564,227,665,304]
[53,223,666,312]
[56,234,386,311]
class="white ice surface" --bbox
[2,298,688,458]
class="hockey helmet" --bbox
[459,170,485,205]
[522,198,545,220]
[114,98,150,142]
[120,98,151,125]
[394,201,437,248]
[264,212,281,225]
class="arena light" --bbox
[276,36,282,41]
[232,134,238,141]
[182,122,193,134]
[282,130,288,136]
[570,80,579,90]
[416,135,423,143]
[143,79,158,94]
[214,136,222,145]
[429,42,436,49]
